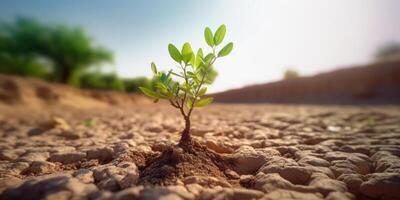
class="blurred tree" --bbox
[80,72,125,91]
[0,54,49,79]
[283,68,299,80]
[0,17,113,86]
[375,42,400,60]
[123,77,153,93]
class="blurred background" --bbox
[1,0,400,105]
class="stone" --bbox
[9,162,30,175]
[111,186,143,200]
[200,188,264,200]
[225,169,240,179]
[47,117,71,131]
[72,169,94,184]
[228,146,280,175]
[250,173,295,193]
[205,140,233,154]
[48,152,86,164]
[27,128,46,136]
[324,152,349,162]
[49,146,76,154]
[262,156,298,168]
[371,151,400,173]
[346,154,372,175]
[330,160,358,177]
[260,189,323,200]
[17,152,50,162]
[92,163,138,191]
[275,146,299,155]
[59,131,81,140]
[359,173,400,199]
[0,177,22,192]
[0,175,97,200]
[325,191,355,200]
[183,176,231,188]
[119,173,139,189]
[87,147,114,162]
[0,150,18,161]
[259,165,312,185]
[23,161,55,175]
[298,156,330,167]
[87,190,113,200]
[43,190,72,200]
[337,174,363,194]
[325,152,372,175]
[138,186,194,200]
[97,177,120,191]
[185,184,204,196]
[340,145,370,155]
[306,166,335,178]
[309,173,347,196]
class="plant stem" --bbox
[179,116,191,145]
[178,53,217,145]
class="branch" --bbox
[169,99,179,108]
[178,103,187,118]
[181,63,190,113]
[187,57,217,117]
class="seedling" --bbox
[140,25,233,145]
[81,119,96,128]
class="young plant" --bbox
[140,24,233,145]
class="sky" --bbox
[1,0,400,92]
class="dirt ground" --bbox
[0,103,399,200]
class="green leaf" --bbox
[155,82,174,98]
[155,82,168,91]
[159,72,167,83]
[204,27,214,47]
[194,97,213,107]
[172,82,179,94]
[214,24,226,46]
[170,71,184,78]
[187,71,196,76]
[202,67,218,84]
[218,42,233,57]
[197,48,204,59]
[139,87,164,99]
[204,53,215,66]
[195,48,203,68]
[168,44,182,63]
[186,98,193,109]
[190,54,196,67]
[166,69,173,79]
[181,42,193,64]
[82,119,96,128]
[151,62,157,74]
[198,87,207,96]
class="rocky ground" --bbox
[0,104,400,200]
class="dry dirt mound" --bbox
[138,140,236,187]
[0,74,149,111]
[213,59,400,104]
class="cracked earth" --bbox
[0,104,399,200]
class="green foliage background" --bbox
[0,17,152,92]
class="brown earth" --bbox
[0,75,400,200]
[0,74,150,112]
[212,59,400,104]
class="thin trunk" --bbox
[60,65,71,84]
[179,116,191,145]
